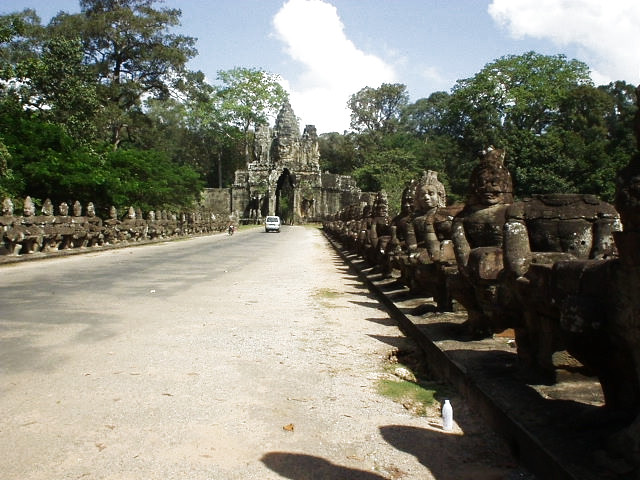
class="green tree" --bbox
[449,52,592,149]
[447,52,596,197]
[348,83,409,135]
[353,147,418,213]
[0,9,45,75]
[399,92,467,202]
[49,0,198,148]
[25,36,100,141]
[216,67,289,161]
[401,91,451,137]
[318,132,358,175]
[103,147,204,211]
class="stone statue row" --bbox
[324,134,640,466]
[0,197,231,256]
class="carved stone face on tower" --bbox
[271,101,301,164]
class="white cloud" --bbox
[272,0,397,133]
[419,66,448,90]
[489,0,640,85]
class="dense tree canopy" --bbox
[321,52,637,211]
[348,83,409,135]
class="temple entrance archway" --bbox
[276,168,295,224]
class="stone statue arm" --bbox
[503,204,533,280]
[387,225,399,252]
[423,223,441,262]
[369,222,378,249]
[405,221,418,253]
[451,217,471,274]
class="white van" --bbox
[265,216,281,233]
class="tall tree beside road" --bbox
[50,0,198,149]
[445,52,621,198]
[0,1,205,207]
[348,83,409,136]
[0,10,99,142]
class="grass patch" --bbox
[377,378,437,416]
[313,288,345,308]
[313,288,342,299]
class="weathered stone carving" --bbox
[1,197,20,255]
[322,94,640,470]
[232,102,361,223]
[103,206,122,245]
[17,196,44,254]
[403,171,460,309]
[383,180,417,278]
[364,191,391,266]
[544,86,640,467]
[85,202,103,247]
[38,199,59,252]
[502,193,621,382]
[122,206,144,242]
[449,148,514,336]
[71,201,89,248]
[56,202,74,250]
[0,197,225,257]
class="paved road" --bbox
[0,226,517,479]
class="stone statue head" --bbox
[109,206,118,219]
[2,197,13,216]
[362,204,372,219]
[87,202,96,217]
[127,206,136,219]
[42,198,54,216]
[23,196,35,217]
[469,147,513,206]
[416,170,446,211]
[374,191,389,217]
[73,200,82,217]
[59,202,69,216]
[147,210,156,221]
[399,180,416,215]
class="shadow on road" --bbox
[379,424,517,480]
[261,452,387,480]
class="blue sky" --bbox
[3,0,639,133]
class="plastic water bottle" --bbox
[442,399,453,431]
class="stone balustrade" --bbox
[0,197,235,257]
[323,101,640,468]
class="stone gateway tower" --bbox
[230,102,361,224]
